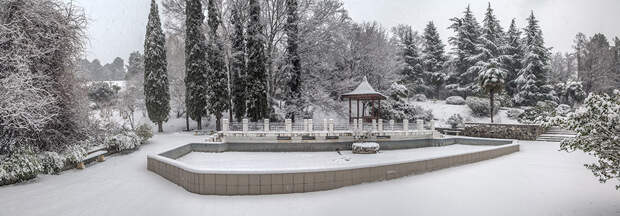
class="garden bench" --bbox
[443,130,461,136]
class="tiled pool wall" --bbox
[148,138,518,195]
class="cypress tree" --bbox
[448,5,482,97]
[284,0,304,122]
[230,6,247,122]
[206,0,229,131]
[185,0,209,130]
[503,19,523,97]
[514,12,554,106]
[144,0,170,133]
[246,0,270,121]
[421,21,447,98]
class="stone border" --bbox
[147,138,519,195]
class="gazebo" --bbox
[341,76,387,123]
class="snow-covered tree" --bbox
[144,0,171,133]
[467,3,504,97]
[447,5,482,97]
[514,12,554,106]
[206,0,229,131]
[185,0,209,129]
[560,91,620,190]
[246,0,270,121]
[503,19,523,97]
[421,21,447,98]
[478,59,507,122]
[394,25,424,94]
[230,5,247,123]
[283,0,306,122]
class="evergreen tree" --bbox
[467,3,504,95]
[246,0,270,121]
[185,0,209,130]
[421,21,447,98]
[447,5,482,97]
[398,25,424,92]
[144,0,171,132]
[503,19,523,97]
[478,59,506,123]
[206,0,229,131]
[514,12,554,106]
[126,51,144,80]
[230,6,247,123]
[284,0,304,122]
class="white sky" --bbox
[73,0,620,63]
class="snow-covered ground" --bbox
[411,100,520,127]
[0,133,618,216]
[178,144,492,171]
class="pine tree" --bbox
[447,5,482,97]
[144,0,170,132]
[230,6,246,123]
[478,59,506,123]
[421,21,447,98]
[514,12,554,106]
[503,19,523,97]
[398,25,424,92]
[206,0,229,131]
[284,0,304,122]
[185,0,209,130]
[467,3,504,95]
[246,0,270,121]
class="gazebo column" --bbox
[348,98,352,123]
[357,99,360,123]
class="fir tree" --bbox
[185,0,209,130]
[467,3,505,95]
[206,0,229,131]
[421,21,447,98]
[246,0,270,121]
[230,6,247,123]
[398,25,424,92]
[143,0,170,133]
[478,59,506,123]
[503,19,523,97]
[514,12,554,106]
[284,0,304,122]
[447,5,482,97]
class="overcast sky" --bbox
[74,0,620,63]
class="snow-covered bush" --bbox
[447,114,464,129]
[445,96,465,105]
[560,91,620,189]
[519,100,559,124]
[87,82,119,107]
[388,82,408,99]
[466,97,500,117]
[63,144,87,164]
[135,124,153,144]
[39,151,66,174]
[554,81,586,107]
[0,147,43,185]
[556,104,572,116]
[377,100,433,122]
[412,94,427,102]
[506,108,524,119]
[106,131,141,152]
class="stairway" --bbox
[536,127,577,142]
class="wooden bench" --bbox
[443,130,461,136]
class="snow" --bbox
[410,100,520,127]
[0,133,618,216]
[176,144,490,171]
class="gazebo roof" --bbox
[341,76,387,100]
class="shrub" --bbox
[377,100,433,121]
[87,82,119,106]
[106,131,141,152]
[466,97,500,117]
[39,151,66,174]
[556,104,571,115]
[413,94,427,102]
[506,108,524,119]
[0,147,43,185]
[64,144,87,164]
[519,100,558,124]
[135,124,153,144]
[446,96,465,105]
[447,114,464,129]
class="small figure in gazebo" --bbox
[340,76,387,124]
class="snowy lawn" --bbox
[178,144,493,171]
[411,100,520,127]
[0,133,618,216]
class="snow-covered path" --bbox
[0,134,618,216]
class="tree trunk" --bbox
[196,117,202,130]
[490,90,495,123]
[216,113,222,131]
[185,115,190,131]
[158,121,163,133]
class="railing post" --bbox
[285,119,292,134]
[389,119,395,131]
[329,119,334,134]
[308,119,313,133]
[242,119,249,134]
[378,119,383,133]
[303,119,308,132]
[222,119,229,133]
[417,119,424,130]
[323,119,328,132]
[430,120,435,131]
[403,119,409,132]
[264,119,269,132]
[372,119,377,132]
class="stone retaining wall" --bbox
[147,143,519,195]
[461,123,544,140]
